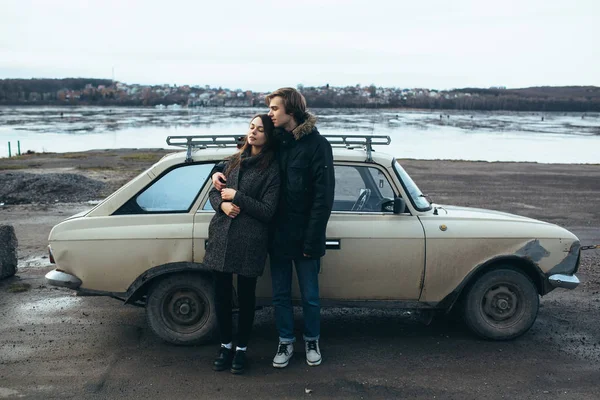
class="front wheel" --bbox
[463,268,539,340]
[146,274,217,345]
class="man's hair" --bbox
[265,87,307,124]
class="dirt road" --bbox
[1,153,599,399]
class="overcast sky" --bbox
[1,0,598,91]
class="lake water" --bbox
[1,106,599,163]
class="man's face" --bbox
[268,96,295,130]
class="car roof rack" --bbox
[166,134,391,163]
[322,134,391,162]
[166,135,243,162]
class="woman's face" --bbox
[247,117,267,148]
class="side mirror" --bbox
[393,197,406,214]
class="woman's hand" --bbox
[221,188,237,201]
[221,202,240,218]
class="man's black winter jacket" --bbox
[270,114,335,259]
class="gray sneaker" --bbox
[305,340,322,366]
[272,342,293,368]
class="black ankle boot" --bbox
[213,347,233,371]
[230,350,247,374]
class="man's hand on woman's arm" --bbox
[212,172,227,191]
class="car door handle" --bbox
[326,239,340,250]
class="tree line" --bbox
[1,78,599,112]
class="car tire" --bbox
[463,268,539,340]
[146,273,217,345]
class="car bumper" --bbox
[45,269,82,289]
[548,274,580,290]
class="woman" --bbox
[203,114,280,374]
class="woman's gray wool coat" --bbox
[203,153,280,277]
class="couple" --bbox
[203,87,335,374]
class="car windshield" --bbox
[393,160,432,211]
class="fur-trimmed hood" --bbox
[291,113,317,141]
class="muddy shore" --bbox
[1,149,599,399]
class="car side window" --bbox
[368,167,395,199]
[115,163,215,214]
[333,165,396,212]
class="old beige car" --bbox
[45,135,581,344]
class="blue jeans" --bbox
[270,256,321,343]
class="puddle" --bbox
[15,296,82,313]
[4,295,88,326]
[0,343,38,364]
[0,388,22,398]
[17,256,52,269]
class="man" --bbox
[212,87,334,368]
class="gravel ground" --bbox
[0,172,105,204]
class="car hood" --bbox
[420,204,578,241]
[436,205,544,224]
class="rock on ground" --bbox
[0,225,18,279]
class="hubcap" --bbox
[483,285,519,321]
[179,303,191,315]
[497,299,509,310]
[163,289,207,330]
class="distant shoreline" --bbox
[2,78,600,112]
[1,104,598,115]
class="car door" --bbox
[319,163,425,300]
[253,162,426,302]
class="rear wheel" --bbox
[146,274,217,345]
[463,268,539,340]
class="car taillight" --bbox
[48,245,55,264]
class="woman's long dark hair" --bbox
[224,114,276,176]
